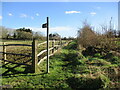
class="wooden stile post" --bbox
[3,42,6,63]
[58,38,62,47]
[60,38,62,47]
[61,39,62,46]
[32,39,38,73]
[52,40,55,53]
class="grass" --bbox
[2,48,73,88]
[1,40,120,88]
[0,40,58,75]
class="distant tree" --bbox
[13,33,17,39]
[49,33,61,40]
[49,33,53,39]
[62,37,67,40]
[33,32,39,39]
[68,36,75,40]
[0,26,8,39]
[118,30,120,38]
[16,27,32,33]
[33,32,45,40]
[7,34,10,39]
[15,28,33,40]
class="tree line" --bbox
[0,26,45,40]
[0,26,75,41]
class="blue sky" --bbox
[1,2,118,37]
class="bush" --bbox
[77,22,118,52]
[77,24,99,48]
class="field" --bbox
[0,40,66,75]
[1,40,120,88]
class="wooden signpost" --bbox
[42,17,50,73]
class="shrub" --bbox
[77,22,118,53]
[77,24,99,48]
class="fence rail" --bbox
[38,41,47,46]
[1,39,71,73]
[37,47,54,57]
[0,44,32,47]
[37,48,59,65]
[0,42,32,70]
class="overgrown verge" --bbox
[76,22,120,88]
[1,40,120,88]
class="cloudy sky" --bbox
[1,2,118,37]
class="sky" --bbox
[1,2,118,38]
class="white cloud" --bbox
[0,16,2,19]
[20,13,28,18]
[90,12,96,16]
[65,11,81,14]
[36,13,40,16]
[8,13,13,16]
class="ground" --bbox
[1,40,120,88]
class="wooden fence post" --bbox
[60,38,62,47]
[32,39,38,73]
[59,39,60,45]
[52,40,55,53]
[3,42,6,63]
[61,39,62,46]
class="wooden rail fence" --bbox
[32,39,70,73]
[0,42,32,67]
[0,39,70,73]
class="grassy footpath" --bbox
[1,40,120,88]
[1,41,75,88]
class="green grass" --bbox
[1,40,120,88]
[2,48,74,88]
